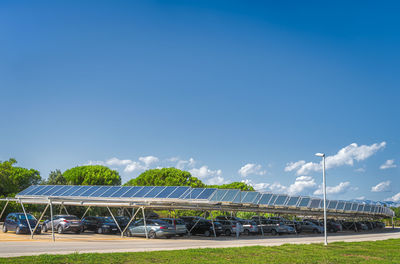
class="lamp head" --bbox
[315,153,325,157]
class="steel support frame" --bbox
[0,200,9,221]
[121,207,141,238]
[50,200,55,241]
[81,206,91,220]
[209,211,216,237]
[142,207,148,239]
[19,199,33,236]
[107,206,123,234]
[31,203,49,239]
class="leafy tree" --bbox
[42,169,67,185]
[208,181,255,191]
[63,165,121,185]
[0,158,41,196]
[125,168,205,187]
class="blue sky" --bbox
[1,0,399,202]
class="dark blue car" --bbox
[2,213,41,234]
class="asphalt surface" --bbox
[0,228,399,258]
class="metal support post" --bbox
[107,206,122,234]
[392,216,395,229]
[81,206,91,220]
[124,208,132,218]
[121,208,141,238]
[142,207,148,239]
[19,199,33,236]
[258,213,264,236]
[210,211,216,237]
[0,200,9,221]
[31,204,49,239]
[50,200,55,241]
[62,203,69,215]
[189,213,204,235]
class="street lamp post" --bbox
[315,152,328,246]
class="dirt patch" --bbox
[342,254,384,261]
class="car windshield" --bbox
[18,214,36,220]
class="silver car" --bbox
[159,218,188,236]
[239,220,259,235]
[300,221,324,234]
[127,219,176,239]
[43,215,83,234]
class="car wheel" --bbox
[16,226,21,234]
[313,229,318,234]
[225,229,231,236]
[42,225,47,233]
[57,226,64,234]
[97,227,103,234]
[329,228,334,233]
[166,236,172,239]
[204,230,211,237]
[271,229,277,236]
[2,225,7,233]
[148,230,156,239]
[126,230,132,237]
[244,229,250,236]
[75,229,81,234]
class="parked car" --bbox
[126,219,176,239]
[326,220,342,233]
[159,218,188,236]
[299,221,324,234]
[253,218,296,235]
[107,216,130,230]
[239,220,259,235]
[43,215,83,234]
[82,216,119,234]
[218,219,244,236]
[180,216,223,237]
[2,213,41,234]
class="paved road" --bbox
[0,228,399,258]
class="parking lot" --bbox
[0,227,399,257]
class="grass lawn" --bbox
[0,239,399,264]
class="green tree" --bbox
[0,158,42,196]
[63,165,121,185]
[43,169,67,185]
[208,181,255,191]
[125,168,205,187]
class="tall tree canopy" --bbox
[125,168,205,187]
[208,182,255,191]
[43,169,67,185]
[63,165,121,185]
[0,158,41,196]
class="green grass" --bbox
[1,239,400,264]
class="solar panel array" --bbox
[16,185,394,217]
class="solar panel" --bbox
[220,189,240,202]
[258,193,273,205]
[210,189,228,201]
[309,199,322,208]
[328,200,338,209]
[344,202,352,211]
[336,201,345,210]
[132,186,154,197]
[42,185,64,196]
[183,188,205,199]
[100,186,122,197]
[109,186,131,197]
[65,186,86,196]
[241,192,259,203]
[298,197,310,207]
[364,204,371,212]
[80,186,98,196]
[357,204,365,212]
[144,186,165,198]
[52,185,73,196]
[18,185,39,196]
[120,186,143,197]
[72,186,93,196]
[351,203,358,211]
[195,188,215,199]
[168,186,191,199]
[89,186,109,197]
[155,186,177,198]
[286,196,300,206]
[34,185,56,196]
[274,195,288,206]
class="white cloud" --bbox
[138,156,159,167]
[206,176,227,185]
[105,157,133,166]
[314,181,353,195]
[241,179,270,192]
[85,160,106,166]
[189,165,222,179]
[238,163,267,177]
[380,159,396,170]
[175,158,196,170]
[354,167,366,172]
[386,193,400,202]
[371,181,391,192]
[284,160,306,172]
[285,142,386,175]
[287,176,316,195]
[124,161,146,172]
[356,196,366,200]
